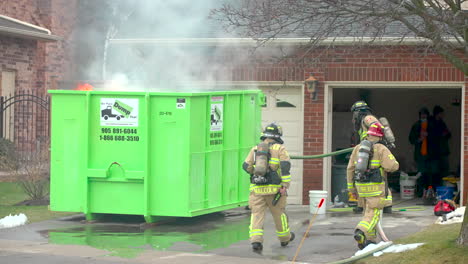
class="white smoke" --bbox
[76,0,263,92]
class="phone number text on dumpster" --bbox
[99,128,140,142]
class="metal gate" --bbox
[0,89,50,152]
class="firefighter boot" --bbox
[251,242,263,251]
[280,232,295,247]
[383,206,392,214]
[353,207,363,214]
[354,229,367,250]
[354,230,376,249]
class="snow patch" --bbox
[0,213,28,229]
[352,242,424,258]
[373,243,425,257]
[436,207,465,225]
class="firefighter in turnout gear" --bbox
[242,123,295,251]
[347,123,399,249]
[350,101,395,214]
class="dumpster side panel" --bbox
[88,95,147,177]
[50,94,86,212]
[89,181,144,214]
[86,95,147,215]
[222,94,242,205]
[204,95,225,209]
[238,93,262,200]
[189,97,207,212]
[148,95,190,216]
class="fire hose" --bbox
[290,147,353,160]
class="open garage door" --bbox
[329,87,462,203]
[261,85,304,204]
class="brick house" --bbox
[107,3,467,206]
[0,0,76,150]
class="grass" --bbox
[0,181,76,223]
[357,223,468,264]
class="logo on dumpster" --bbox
[113,100,133,117]
[100,98,138,127]
[210,103,223,131]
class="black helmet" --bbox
[433,105,444,116]
[419,107,430,117]
[260,123,284,144]
[351,101,371,112]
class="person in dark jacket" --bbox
[430,105,451,186]
[409,107,433,194]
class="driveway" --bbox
[0,198,437,264]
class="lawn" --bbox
[357,223,468,264]
[0,181,76,223]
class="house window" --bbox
[275,94,299,108]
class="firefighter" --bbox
[351,101,378,143]
[347,123,399,249]
[350,100,393,214]
[242,123,295,251]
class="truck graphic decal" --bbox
[100,98,138,127]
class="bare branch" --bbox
[211,0,467,75]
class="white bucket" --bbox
[400,179,416,199]
[309,190,327,214]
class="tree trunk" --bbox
[457,201,468,245]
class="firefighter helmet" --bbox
[351,101,371,112]
[367,122,384,137]
[260,123,283,144]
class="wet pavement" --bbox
[0,198,438,264]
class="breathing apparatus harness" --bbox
[354,140,390,198]
[251,141,282,185]
[353,140,382,183]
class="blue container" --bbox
[436,186,455,200]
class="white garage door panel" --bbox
[283,138,300,152]
[261,86,304,204]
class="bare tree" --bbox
[211,0,467,74]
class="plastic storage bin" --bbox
[436,186,455,200]
[49,90,264,222]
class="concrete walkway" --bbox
[0,198,438,264]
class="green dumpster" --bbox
[49,90,264,222]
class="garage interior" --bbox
[331,88,462,202]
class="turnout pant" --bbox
[249,192,292,243]
[356,195,386,241]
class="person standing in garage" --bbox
[409,107,434,195]
[431,105,451,187]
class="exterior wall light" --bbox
[304,75,318,101]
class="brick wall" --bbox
[0,37,38,92]
[299,46,465,204]
[0,0,76,151]
[0,0,77,92]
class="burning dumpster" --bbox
[49,90,264,222]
